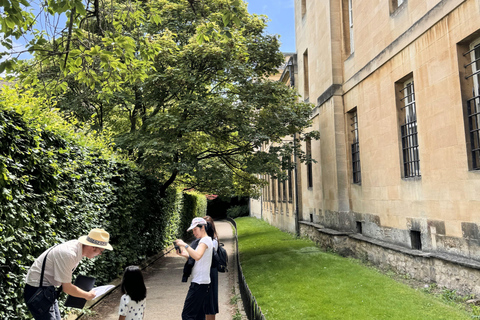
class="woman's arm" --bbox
[186,242,207,261]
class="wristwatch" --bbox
[184,244,189,249]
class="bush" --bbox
[226,205,249,219]
[178,190,208,239]
[0,88,201,319]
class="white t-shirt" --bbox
[118,294,146,320]
[191,236,213,284]
[25,240,83,287]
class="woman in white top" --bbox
[176,217,213,320]
[203,215,219,320]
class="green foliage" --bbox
[471,304,480,318]
[178,190,207,239]
[0,88,201,319]
[236,217,472,320]
[12,0,318,198]
[226,205,249,219]
[422,283,439,294]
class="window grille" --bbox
[350,110,361,184]
[400,81,421,177]
[464,43,480,169]
[306,139,313,188]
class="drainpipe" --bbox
[288,56,300,237]
[293,132,300,237]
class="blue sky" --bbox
[245,0,296,53]
[1,0,296,71]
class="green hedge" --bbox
[0,88,202,319]
[178,190,208,239]
[226,204,249,219]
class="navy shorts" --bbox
[182,282,209,320]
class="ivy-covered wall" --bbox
[0,89,205,319]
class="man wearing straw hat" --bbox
[24,228,113,320]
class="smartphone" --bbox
[174,243,180,253]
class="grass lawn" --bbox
[236,217,474,320]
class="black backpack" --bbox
[213,242,228,273]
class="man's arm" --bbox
[62,282,96,300]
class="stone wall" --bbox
[300,221,480,296]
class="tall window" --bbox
[303,50,309,100]
[391,0,405,12]
[277,177,282,202]
[464,39,480,170]
[267,176,271,202]
[272,177,276,202]
[301,0,306,17]
[263,175,266,200]
[350,109,361,184]
[348,0,354,54]
[306,139,313,188]
[399,78,421,177]
[288,157,293,202]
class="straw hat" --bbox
[78,228,113,250]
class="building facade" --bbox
[251,0,480,294]
[250,54,300,234]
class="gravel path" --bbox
[79,220,238,320]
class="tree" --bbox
[12,0,318,197]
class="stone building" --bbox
[251,0,480,295]
[250,53,300,234]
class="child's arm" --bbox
[118,295,127,320]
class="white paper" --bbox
[93,285,115,299]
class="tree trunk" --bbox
[159,169,178,197]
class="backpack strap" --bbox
[39,245,57,288]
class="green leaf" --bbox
[222,12,231,27]
[5,17,15,28]
[74,0,86,15]
[196,33,205,45]
[19,0,30,7]
[0,62,6,74]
